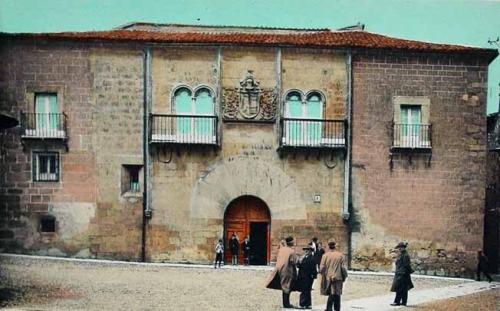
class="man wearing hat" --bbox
[297,243,318,309]
[320,239,347,311]
[390,242,414,306]
[266,236,299,308]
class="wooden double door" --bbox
[224,196,271,265]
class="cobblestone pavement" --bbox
[0,255,472,310]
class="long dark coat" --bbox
[229,237,239,256]
[265,246,298,293]
[243,240,251,257]
[297,254,317,291]
[390,250,414,292]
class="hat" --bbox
[285,236,294,245]
[395,242,408,249]
[327,239,336,247]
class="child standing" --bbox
[214,239,224,269]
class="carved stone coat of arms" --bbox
[221,70,278,122]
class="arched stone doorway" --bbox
[224,196,271,265]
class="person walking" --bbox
[298,243,317,309]
[320,239,347,311]
[229,233,240,266]
[390,242,414,306]
[214,239,224,269]
[265,236,299,309]
[243,235,251,265]
[477,250,493,282]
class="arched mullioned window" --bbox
[173,86,214,115]
[172,85,215,143]
[194,87,214,115]
[283,90,325,145]
[173,87,193,114]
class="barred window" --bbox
[121,165,142,194]
[33,152,59,182]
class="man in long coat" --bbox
[229,233,240,265]
[390,242,414,306]
[320,239,346,311]
[297,244,318,309]
[265,236,299,308]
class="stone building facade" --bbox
[0,24,497,277]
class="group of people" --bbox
[216,233,494,310]
[266,236,348,310]
[266,237,415,311]
[214,233,251,268]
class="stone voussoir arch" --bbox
[190,158,306,220]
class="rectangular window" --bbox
[35,93,58,130]
[33,152,59,182]
[121,165,142,194]
[400,105,421,139]
[393,96,431,149]
[40,216,56,233]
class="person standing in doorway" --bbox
[390,242,414,306]
[243,235,251,265]
[298,243,317,309]
[214,239,224,269]
[229,233,240,266]
[477,250,493,282]
[320,239,347,311]
[265,236,299,309]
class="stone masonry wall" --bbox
[0,39,97,257]
[89,47,144,260]
[148,47,348,263]
[351,50,489,277]
[0,40,144,260]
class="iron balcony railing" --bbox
[20,112,67,139]
[392,123,432,149]
[280,118,346,148]
[150,114,218,145]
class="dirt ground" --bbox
[418,288,500,311]
[0,256,468,310]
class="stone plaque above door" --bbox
[221,70,278,122]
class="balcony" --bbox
[150,114,218,145]
[279,118,346,149]
[20,112,67,139]
[392,123,432,150]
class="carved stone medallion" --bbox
[221,70,278,122]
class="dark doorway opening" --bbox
[250,222,268,265]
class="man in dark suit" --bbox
[390,242,414,306]
[229,233,240,265]
[298,244,318,309]
[242,235,251,265]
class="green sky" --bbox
[1,0,499,113]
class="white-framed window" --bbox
[283,90,325,146]
[35,93,58,130]
[173,85,215,143]
[393,96,431,148]
[33,152,59,182]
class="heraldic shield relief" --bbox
[221,70,278,122]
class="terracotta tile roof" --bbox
[1,29,497,58]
